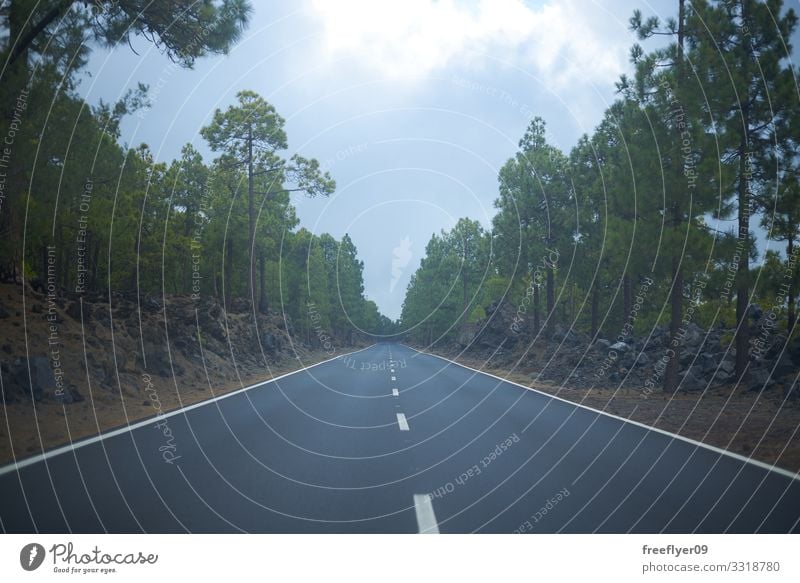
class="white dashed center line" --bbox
[396,413,409,431]
[413,494,440,534]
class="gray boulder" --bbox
[2,356,55,402]
[593,338,611,351]
[748,368,774,392]
[30,356,57,400]
[698,352,717,373]
[772,353,796,379]
[261,332,280,353]
[679,369,706,392]
[719,359,735,375]
[632,351,650,368]
[682,323,703,347]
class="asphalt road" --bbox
[1,343,798,533]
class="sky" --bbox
[81,0,691,320]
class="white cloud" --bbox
[308,0,630,88]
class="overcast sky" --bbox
[82,0,710,320]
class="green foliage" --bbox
[2,0,798,357]
[402,0,800,357]
[1,0,252,70]
[401,219,491,343]
[0,1,386,347]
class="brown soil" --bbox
[0,350,344,465]
[0,282,357,465]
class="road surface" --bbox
[1,343,798,533]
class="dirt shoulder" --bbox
[0,282,364,466]
[0,348,359,465]
[0,348,354,466]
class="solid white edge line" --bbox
[0,345,376,477]
[414,494,440,534]
[392,389,399,397]
[396,413,410,431]
[402,344,800,483]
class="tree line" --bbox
[401,0,799,391]
[0,0,394,344]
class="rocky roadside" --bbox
[456,301,800,398]
[419,299,800,473]
[0,283,360,465]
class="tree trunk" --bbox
[546,264,555,333]
[665,256,683,393]
[734,125,751,381]
[788,236,796,333]
[462,238,469,315]
[90,235,100,293]
[224,235,233,310]
[247,126,256,308]
[258,251,268,314]
[569,283,575,322]
[4,0,34,278]
[533,284,541,335]
[591,280,600,341]
[664,0,686,393]
[7,0,75,68]
[462,277,468,318]
[40,242,48,285]
[86,231,100,292]
[732,0,753,382]
[58,225,67,289]
[6,0,32,103]
[623,274,632,326]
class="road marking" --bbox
[391,376,396,381]
[396,413,409,431]
[403,344,800,483]
[392,388,399,397]
[414,494,440,534]
[0,345,377,477]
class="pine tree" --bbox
[689,0,798,380]
[201,91,334,312]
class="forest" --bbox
[400,0,800,392]
[1,0,799,394]
[0,0,395,348]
